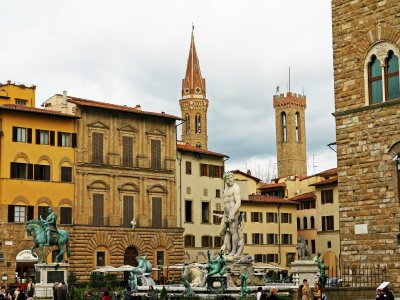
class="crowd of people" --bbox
[0,280,35,300]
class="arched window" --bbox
[310,216,315,229]
[196,142,201,149]
[281,112,287,143]
[297,217,300,230]
[365,43,400,104]
[303,217,308,230]
[185,114,190,134]
[195,114,201,133]
[369,55,383,103]
[386,51,400,100]
[295,112,300,143]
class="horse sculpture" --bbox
[25,219,71,263]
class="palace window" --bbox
[123,195,134,227]
[321,189,334,204]
[195,114,201,133]
[201,236,213,248]
[303,217,308,229]
[266,233,278,245]
[310,216,315,229]
[36,129,50,145]
[297,217,300,230]
[266,212,278,223]
[252,233,263,245]
[201,202,210,223]
[184,235,195,247]
[214,236,222,248]
[60,206,72,225]
[92,132,104,164]
[34,164,50,181]
[251,212,263,223]
[61,166,72,182]
[366,43,400,104]
[122,136,134,167]
[185,161,192,175]
[12,127,32,143]
[8,205,34,223]
[281,213,292,223]
[185,200,193,223]
[213,210,223,225]
[255,254,278,263]
[281,234,292,245]
[322,215,334,231]
[151,139,161,169]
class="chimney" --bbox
[134,104,142,110]
[247,170,252,176]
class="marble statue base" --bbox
[226,259,255,286]
[290,260,318,286]
[34,263,69,299]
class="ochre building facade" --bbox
[44,94,184,281]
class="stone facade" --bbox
[273,92,307,178]
[43,95,184,282]
[331,0,400,289]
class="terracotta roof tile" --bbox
[67,96,181,120]
[258,182,286,189]
[0,104,79,119]
[309,177,338,187]
[247,194,297,205]
[177,144,228,157]
[231,170,261,182]
[316,168,338,177]
[289,191,316,202]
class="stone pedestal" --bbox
[226,259,254,286]
[290,260,318,286]
[34,263,69,299]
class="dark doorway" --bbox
[124,247,138,281]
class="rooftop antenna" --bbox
[288,67,291,92]
[276,86,280,95]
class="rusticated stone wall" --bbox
[332,0,400,291]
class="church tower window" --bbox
[369,55,383,103]
[185,114,190,134]
[195,114,201,133]
[295,112,300,143]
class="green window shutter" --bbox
[27,128,32,143]
[35,129,40,144]
[12,127,18,142]
[50,131,55,146]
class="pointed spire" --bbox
[182,27,206,97]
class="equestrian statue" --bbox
[25,207,71,263]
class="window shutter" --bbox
[27,163,33,179]
[27,206,34,221]
[92,132,103,164]
[44,165,50,181]
[123,136,133,166]
[57,132,62,146]
[151,139,161,169]
[12,127,18,142]
[35,129,40,144]
[123,196,134,227]
[8,205,15,222]
[152,197,162,227]
[260,212,263,223]
[27,128,32,143]
[93,194,104,226]
[50,131,55,146]
[72,133,77,148]
[60,207,72,225]
[322,217,326,231]
[289,213,292,224]
[10,162,16,178]
[34,165,39,180]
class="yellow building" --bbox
[231,171,298,269]
[310,172,339,275]
[0,81,36,107]
[176,143,227,262]
[0,94,77,283]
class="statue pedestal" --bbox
[290,260,318,286]
[34,263,69,299]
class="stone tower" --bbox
[180,31,208,149]
[332,1,400,289]
[273,92,307,178]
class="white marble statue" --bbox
[219,172,243,258]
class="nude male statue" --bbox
[219,172,241,256]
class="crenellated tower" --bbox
[273,92,307,178]
[179,31,208,149]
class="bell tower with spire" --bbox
[180,30,209,149]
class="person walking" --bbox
[56,282,68,300]
[313,283,322,300]
[256,287,262,300]
[146,286,156,300]
[297,279,307,300]
[103,291,111,300]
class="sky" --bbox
[1,0,337,181]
